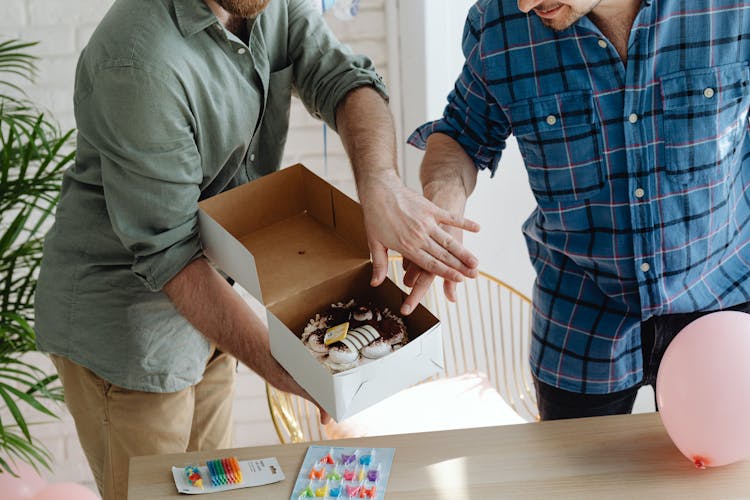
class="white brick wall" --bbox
[6,0,393,492]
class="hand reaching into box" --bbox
[357,170,480,312]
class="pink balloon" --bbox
[657,311,750,467]
[0,461,48,500]
[31,482,100,500]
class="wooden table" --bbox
[129,412,750,499]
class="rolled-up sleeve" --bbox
[75,62,203,291]
[407,6,510,176]
[286,0,388,131]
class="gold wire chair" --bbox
[266,255,538,443]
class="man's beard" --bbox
[536,1,600,31]
[214,0,271,18]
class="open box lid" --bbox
[198,164,371,307]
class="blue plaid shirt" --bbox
[409,0,750,394]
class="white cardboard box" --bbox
[198,164,444,421]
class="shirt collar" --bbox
[173,0,219,37]
[572,0,652,35]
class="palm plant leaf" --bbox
[0,39,73,474]
[0,424,53,474]
[0,39,37,91]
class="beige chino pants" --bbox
[50,348,236,500]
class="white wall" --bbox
[4,0,393,490]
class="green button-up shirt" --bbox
[34,0,386,392]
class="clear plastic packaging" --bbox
[293,445,393,499]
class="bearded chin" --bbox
[214,0,271,18]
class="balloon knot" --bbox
[693,457,707,469]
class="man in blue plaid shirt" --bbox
[361,0,750,419]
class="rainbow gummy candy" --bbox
[362,485,376,498]
[367,464,380,482]
[314,481,329,497]
[359,449,374,466]
[308,466,325,480]
[299,479,315,498]
[327,464,342,481]
[320,447,335,464]
[342,468,355,481]
[345,484,361,497]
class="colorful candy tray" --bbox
[291,445,395,499]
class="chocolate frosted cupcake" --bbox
[301,313,328,343]
[379,309,407,346]
[306,329,328,355]
[323,299,355,326]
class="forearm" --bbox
[335,85,399,189]
[162,257,274,376]
[337,89,479,292]
[420,133,478,214]
[163,257,329,421]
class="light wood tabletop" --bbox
[128,412,750,499]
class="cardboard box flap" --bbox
[199,165,370,306]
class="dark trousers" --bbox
[534,300,750,420]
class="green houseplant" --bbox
[0,38,74,474]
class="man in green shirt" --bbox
[36,0,482,496]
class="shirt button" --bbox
[640,262,651,273]
[628,113,639,124]
[546,114,557,126]
[597,39,607,48]
[634,187,645,198]
[703,87,715,99]
[249,153,255,161]
[237,47,247,54]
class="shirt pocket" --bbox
[250,64,294,177]
[660,61,750,183]
[509,90,604,202]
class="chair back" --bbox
[266,255,538,443]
